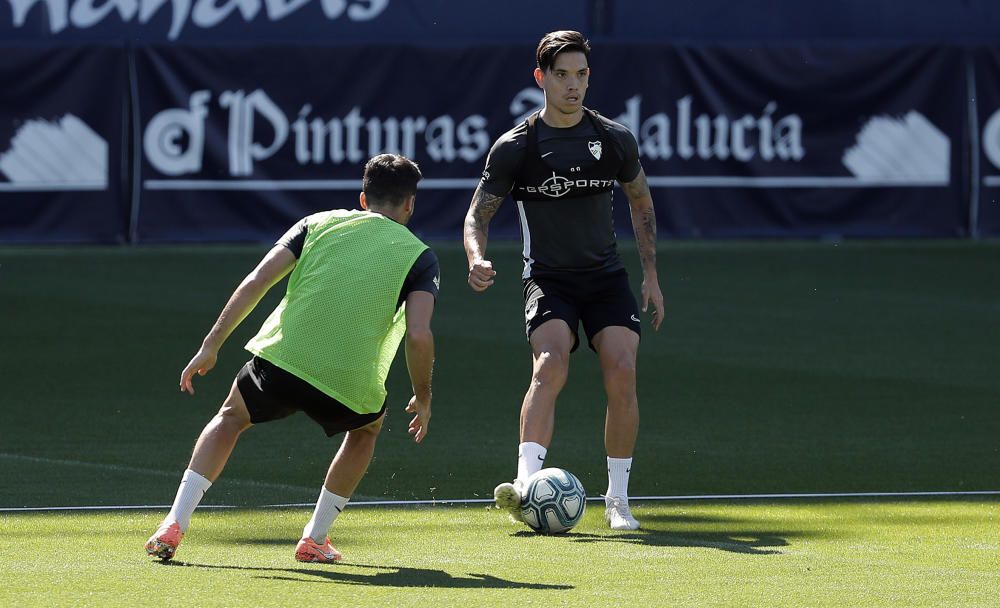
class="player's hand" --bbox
[405,395,431,443]
[468,258,496,292]
[642,277,665,331]
[179,348,218,395]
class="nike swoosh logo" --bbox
[626,468,631,473]
[630,314,640,322]
[541,151,554,157]
[537,455,545,461]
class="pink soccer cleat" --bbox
[145,521,184,560]
[295,537,342,563]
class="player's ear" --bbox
[534,67,544,88]
[359,191,369,210]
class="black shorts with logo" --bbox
[236,356,386,437]
[522,269,641,352]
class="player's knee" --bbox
[216,384,253,430]
[533,350,570,387]
[353,415,385,439]
[217,402,252,431]
[602,359,637,394]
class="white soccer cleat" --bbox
[494,479,526,523]
[604,496,640,530]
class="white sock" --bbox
[516,441,547,482]
[606,457,633,503]
[302,487,349,543]
[165,469,212,532]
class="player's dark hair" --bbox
[536,30,591,72]
[362,153,423,207]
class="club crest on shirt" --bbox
[588,140,602,160]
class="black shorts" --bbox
[236,356,386,437]
[522,270,641,352]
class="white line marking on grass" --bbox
[4,490,999,512]
[0,453,314,494]
[626,490,1000,500]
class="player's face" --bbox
[537,51,589,115]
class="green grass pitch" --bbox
[2,501,998,607]
[1,240,999,606]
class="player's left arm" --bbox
[180,245,297,394]
[621,168,665,330]
[404,290,435,443]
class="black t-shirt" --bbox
[276,217,440,308]
[479,111,641,277]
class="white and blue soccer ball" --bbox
[520,467,587,534]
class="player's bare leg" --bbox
[495,320,574,520]
[594,327,640,458]
[323,414,385,497]
[297,415,385,563]
[593,326,641,530]
[187,380,254,481]
[520,319,575,450]
[146,381,252,559]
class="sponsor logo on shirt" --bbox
[525,171,615,198]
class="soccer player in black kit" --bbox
[464,30,664,530]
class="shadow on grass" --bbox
[513,513,802,555]
[565,530,790,554]
[159,561,572,590]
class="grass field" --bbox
[1,240,999,606]
[3,500,998,607]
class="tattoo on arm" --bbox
[622,171,651,202]
[465,187,505,235]
[623,172,658,273]
[635,205,657,271]
[464,187,505,264]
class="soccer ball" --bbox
[520,468,587,534]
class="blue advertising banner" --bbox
[584,45,968,238]
[0,0,586,43]
[609,0,1000,44]
[134,44,532,242]
[135,44,968,243]
[973,47,1000,238]
[0,46,128,243]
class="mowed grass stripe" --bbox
[0,452,317,493]
[2,241,998,504]
[2,500,998,607]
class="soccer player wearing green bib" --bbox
[145,154,438,563]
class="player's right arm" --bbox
[463,185,504,291]
[464,127,522,292]
[180,244,297,394]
